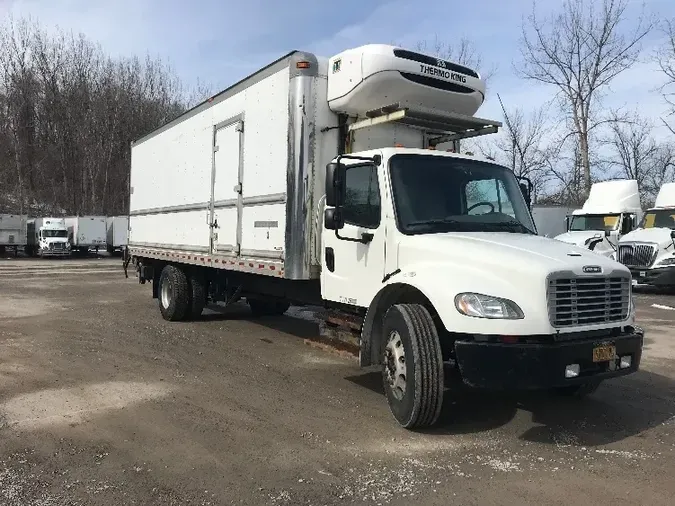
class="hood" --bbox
[397,232,627,278]
[620,227,674,247]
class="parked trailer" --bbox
[106,216,129,254]
[65,216,107,254]
[27,217,71,257]
[125,44,643,429]
[0,214,28,256]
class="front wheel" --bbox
[381,303,444,429]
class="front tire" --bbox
[381,303,444,429]
[158,264,190,321]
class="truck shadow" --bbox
[347,369,675,447]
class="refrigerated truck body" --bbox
[65,216,107,254]
[125,44,643,429]
[0,214,27,256]
[106,216,129,253]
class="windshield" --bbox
[42,229,68,238]
[569,214,620,232]
[640,209,675,230]
[388,154,536,235]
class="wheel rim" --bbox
[384,330,407,400]
[160,277,172,309]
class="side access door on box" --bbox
[210,117,244,256]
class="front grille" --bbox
[51,242,64,250]
[548,276,630,327]
[617,243,657,267]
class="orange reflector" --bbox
[499,336,519,344]
[394,143,404,147]
[296,61,311,69]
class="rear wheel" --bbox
[187,274,207,320]
[381,303,444,429]
[248,298,290,317]
[158,264,190,321]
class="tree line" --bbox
[2,0,675,216]
[0,16,209,216]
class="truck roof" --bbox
[572,179,641,215]
[652,182,675,209]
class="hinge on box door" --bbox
[235,121,244,133]
[213,145,219,152]
[233,183,242,194]
[235,243,241,256]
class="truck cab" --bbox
[27,218,71,257]
[554,180,641,257]
[616,182,675,288]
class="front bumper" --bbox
[41,248,71,257]
[629,265,675,286]
[454,328,643,390]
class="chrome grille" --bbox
[51,242,64,250]
[617,243,657,267]
[548,276,631,327]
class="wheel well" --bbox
[360,283,444,367]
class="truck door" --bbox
[211,117,244,255]
[321,161,386,307]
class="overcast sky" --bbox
[2,0,675,140]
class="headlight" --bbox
[454,293,524,319]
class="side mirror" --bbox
[324,208,344,230]
[519,182,531,208]
[565,215,571,231]
[325,162,346,208]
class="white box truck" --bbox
[616,182,675,288]
[27,217,71,257]
[65,216,107,254]
[0,214,28,256]
[554,180,642,256]
[106,216,129,254]
[124,44,643,429]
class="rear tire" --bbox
[187,274,207,320]
[381,303,444,429]
[248,298,290,317]
[158,264,190,321]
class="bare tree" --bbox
[416,36,497,83]
[0,15,210,216]
[657,18,675,135]
[602,111,675,202]
[518,0,654,198]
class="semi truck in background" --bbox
[123,44,643,429]
[0,214,28,257]
[616,182,675,288]
[65,216,107,254]
[27,217,71,257]
[106,216,129,255]
[555,180,642,256]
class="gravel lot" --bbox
[0,257,674,506]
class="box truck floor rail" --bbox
[124,44,643,429]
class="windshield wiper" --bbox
[484,220,536,235]
[406,218,465,228]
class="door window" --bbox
[342,164,381,229]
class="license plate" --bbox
[639,271,646,277]
[592,344,616,363]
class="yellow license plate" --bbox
[592,344,616,363]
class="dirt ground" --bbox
[0,257,674,506]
